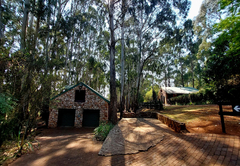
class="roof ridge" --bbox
[51,82,110,103]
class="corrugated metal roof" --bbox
[161,87,199,94]
[51,82,110,103]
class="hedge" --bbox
[170,88,215,105]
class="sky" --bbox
[188,0,204,19]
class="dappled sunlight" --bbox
[31,156,52,166]
[31,149,66,166]
[99,118,164,156]
[10,120,240,166]
[53,149,66,156]
[133,126,156,132]
[66,141,83,149]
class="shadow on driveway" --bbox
[10,120,240,166]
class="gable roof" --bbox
[51,82,110,103]
[161,87,199,94]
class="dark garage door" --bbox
[58,109,75,127]
[83,109,100,127]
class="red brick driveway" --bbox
[10,119,240,166]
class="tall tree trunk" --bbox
[181,66,184,87]
[108,0,117,124]
[127,78,130,112]
[41,0,51,127]
[19,0,30,123]
[21,0,30,51]
[126,64,130,112]
[191,61,194,88]
[0,0,3,93]
[0,0,3,45]
[45,0,51,73]
[33,9,40,55]
[164,70,167,87]
[64,39,69,85]
[120,0,126,119]
[179,53,184,87]
[167,56,171,87]
[28,13,34,54]
[134,61,143,112]
[134,2,143,112]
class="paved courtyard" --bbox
[10,118,240,166]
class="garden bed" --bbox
[139,105,240,137]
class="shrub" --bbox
[94,122,115,141]
[170,88,215,105]
[0,93,18,147]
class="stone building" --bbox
[48,82,109,128]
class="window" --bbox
[75,90,85,102]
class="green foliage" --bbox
[203,0,240,101]
[144,86,159,102]
[0,93,16,120]
[0,93,19,146]
[144,89,153,102]
[94,122,115,141]
[170,88,215,105]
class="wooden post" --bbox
[218,102,226,133]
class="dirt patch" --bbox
[9,128,110,166]
[99,118,164,156]
[140,105,240,137]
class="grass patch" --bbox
[142,105,231,123]
[94,122,115,141]
[160,105,217,123]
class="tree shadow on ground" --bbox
[9,120,240,166]
[132,118,240,166]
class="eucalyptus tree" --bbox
[160,44,175,87]
[20,0,30,51]
[108,0,118,124]
[172,27,186,87]
[194,0,221,57]
[119,0,127,119]
[127,0,191,110]
[182,19,198,88]
[124,38,138,111]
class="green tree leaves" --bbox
[203,0,240,101]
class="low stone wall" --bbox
[123,112,186,133]
[155,113,186,133]
[123,112,156,118]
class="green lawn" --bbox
[141,105,231,123]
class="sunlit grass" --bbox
[160,106,217,123]
[143,105,231,123]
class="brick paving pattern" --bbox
[10,120,240,166]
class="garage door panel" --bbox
[83,109,100,127]
[58,109,75,127]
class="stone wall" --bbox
[48,85,109,128]
[123,112,186,133]
[155,113,186,133]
